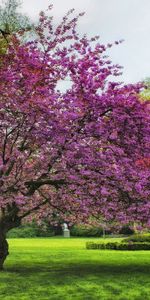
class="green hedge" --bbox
[86,242,118,250]
[86,241,150,250]
[122,233,150,243]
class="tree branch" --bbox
[24,179,66,195]
[19,198,48,219]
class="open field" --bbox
[0,237,150,299]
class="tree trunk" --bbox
[0,231,9,270]
[0,205,21,270]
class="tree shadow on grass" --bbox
[1,261,150,300]
[5,260,150,276]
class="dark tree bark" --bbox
[0,230,9,270]
[0,206,21,270]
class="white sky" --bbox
[3,0,150,83]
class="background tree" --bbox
[0,0,32,55]
[0,6,150,270]
[0,0,31,33]
[140,77,150,101]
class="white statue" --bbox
[63,223,68,230]
[62,223,70,238]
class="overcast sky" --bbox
[5,0,150,83]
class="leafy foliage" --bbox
[0,0,32,58]
[71,224,110,237]
[119,225,134,235]
[0,0,31,33]
[7,222,55,238]
[7,224,38,238]
[140,77,150,101]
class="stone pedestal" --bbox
[63,229,70,238]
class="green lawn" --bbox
[0,237,150,299]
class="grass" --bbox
[0,237,150,299]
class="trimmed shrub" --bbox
[86,241,150,250]
[86,241,118,250]
[86,242,106,249]
[123,233,150,243]
[118,242,150,250]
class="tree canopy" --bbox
[0,5,150,268]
